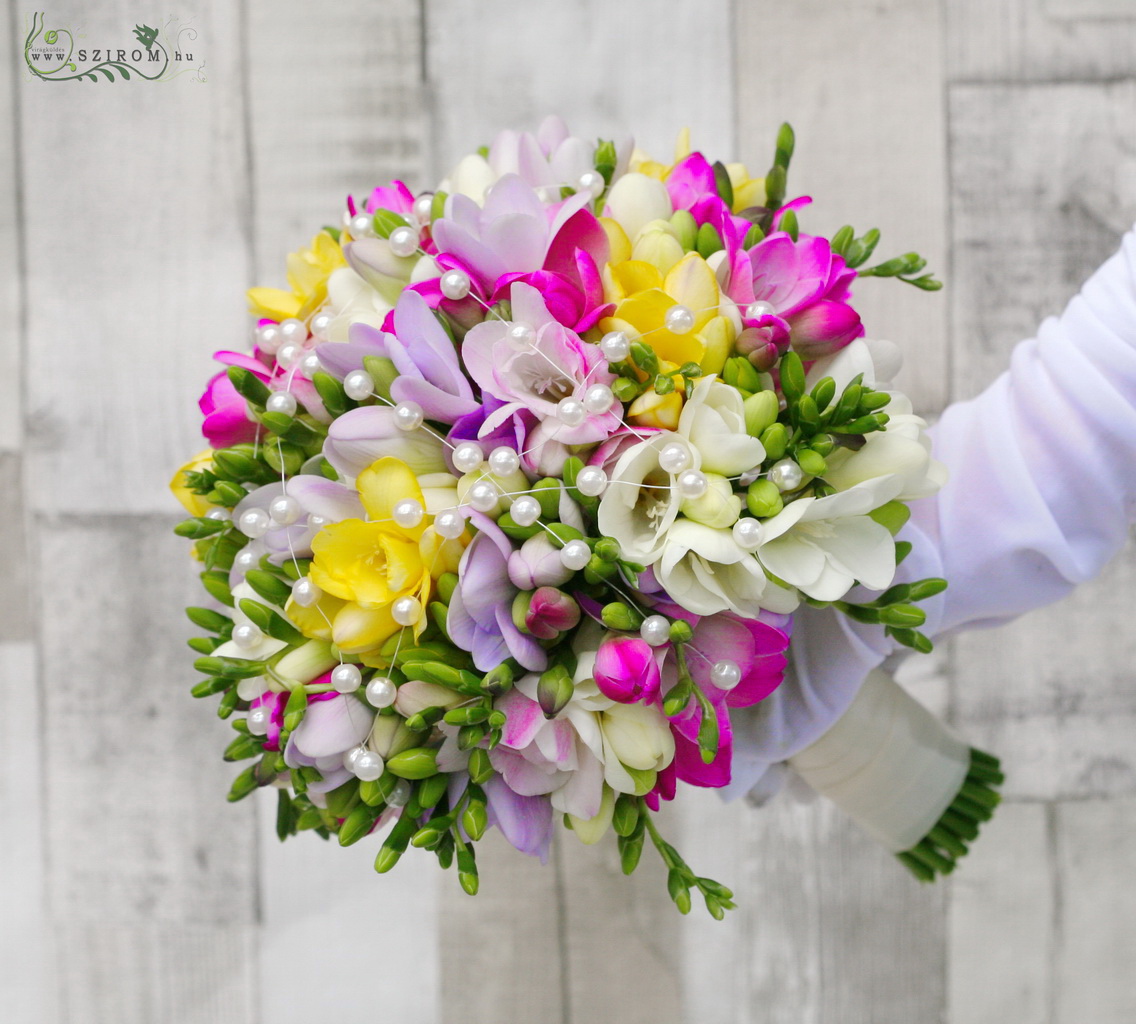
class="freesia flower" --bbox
[247,230,346,322]
[322,405,451,484]
[507,533,575,590]
[170,448,216,517]
[519,586,581,640]
[593,635,661,704]
[199,351,267,448]
[292,458,466,654]
[284,691,375,795]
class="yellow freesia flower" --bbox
[247,230,347,322]
[600,252,733,373]
[287,458,466,656]
[170,449,216,518]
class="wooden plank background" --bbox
[4,1,1136,1021]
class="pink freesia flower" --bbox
[593,636,661,704]
[726,231,864,360]
[523,587,581,640]
[461,282,620,470]
[249,690,288,752]
[362,179,415,216]
[199,351,270,448]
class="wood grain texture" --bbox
[423,0,735,179]
[948,802,1054,1024]
[948,81,1136,399]
[1053,796,1136,1023]
[246,0,426,273]
[0,453,32,641]
[0,644,58,1024]
[681,790,945,1024]
[1,1,23,452]
[38,515,258,1020]
[259,808,440,1024]
[18,2,250,516]
[946,0,1136,82]
[734,0,950,415]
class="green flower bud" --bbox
[618,832,644,875]
[186,606,231,633]
[468,748,494,786]
[199,570,235,607]
[810,433,834,456]
[696,221,724,259]
[533,478,562,520]
[338,803,382,847]
[385,748,439,780]
[810,376,836,412]
[759,422,789,461]
[461,788,489,841]
[264,440,305,477]
[193,655,265,680]
[612,794,641,838]
[371,208,412,238]
[536,664,575,718]
[174,516,229,540]
[481,662,514,696]
[190,676,230,698]
[744,390,780,436]
[594,537,622,563]
[227,764,261,802]
[668,620,694,644]
[795,449,827,478]
[244,569,294,607]
[601,601,643,632]
[362,355,399,401]
[226,365,271,407]
[746,479,783,518]
[670,209,698,251]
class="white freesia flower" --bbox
[322,267,392,343]
[439,153,496,204]
[654,519,799,617]
[756,476,904,602]
[603,172,673,242]
[677,378,765,476]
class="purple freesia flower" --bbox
[447,513,547,672]
[483,777,554,863]
[283,690,374,795]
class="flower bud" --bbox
[274,640,338,685]
[601,601,643,632]
[536,664,575,719]
[594,637,661,704]
[508,532,574,589]
[632,220,684,275]
[524,587,581,640]
[605,172,674,242]
[746,478,783,518]
[680,473,742,529]
[744,390,780,436]
[385,747,439,779]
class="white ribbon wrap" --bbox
[787,670,970,853]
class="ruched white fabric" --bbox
[726,224,1136,802]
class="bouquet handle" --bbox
[787,670,1003,880]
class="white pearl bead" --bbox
[507,322,536,349]
[433,508,467,539]
[386,779,412,807]
[307,514,329,529]
[559,539,591,571]
[331,663,363,693]
[366,676,397,709]
[234,549,259,572]
[510,495,541,527]
[583,383,615,415]
[246,705,270,736]
[710,659,743,691]
[309,311,333,339]
[440,268,471,300]
[658,442,692,474]
[265,391,297,416]
[599,330,630,361]
[769,458,804,491]
[231,622,263,649]
[391,596,422,627]
[665,304,696,335]
[276,341,302,368]
[488,446,521,477]
[352,750,385,782]
[640,614,671,647]
[575,466,607,497]
[257,323,283,354]
[343,369,375,401]
[299,352,322,378]
[388,225,419,257]
[394,401,424,431]
[238,508,271,539]
[467,480,499,513]
[413,194,434,224]
[557,397,586,427]
[676,469,708,500]
[205,507,231,522]
[451,441,484,474]
[577,170,605,197]
[343,745,366,772]
[280,317,308,344]
[350,213,375,238]
[732,517,765,551]
[392,498,424,529]
[292,576,322,607]
[746,300,776,320]
[268,495,301,526]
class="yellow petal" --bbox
[170,449,216,517]
[697,315,735,375]
[732,177,766,213]
[419,528,468,578]
[310,519,377,601]
[615,288,706,367]
[332,602,400,655]
[376,533,424,597]
[285,592,346,642]
[597,217,632,265]
[663,253,720,331]
[247,286,300,322]
[632,223,684,276]
[627,391,684,430]
[673,126,692,162]
[603,259,663,304]
[357,458,426,532]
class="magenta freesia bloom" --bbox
[524,587,581,639]
[199,351,270,447]
[250,691,288,752]
[593,636,661,704]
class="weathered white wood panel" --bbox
[18,2,250,516]
[246,0,427,271]
[0,453,32,641]
[1053,796,1136,1023]
[734,0,950,415]
[0,644,58,1024]
[423,0,735,179]
[1,1,22,452]
[948,81,1136,398]
[948,802,1054,1024]
[38,515,258,1022]
[946,0,1136,83]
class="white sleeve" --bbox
[726,224,1136,801]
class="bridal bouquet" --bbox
[173,118,1002,917]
